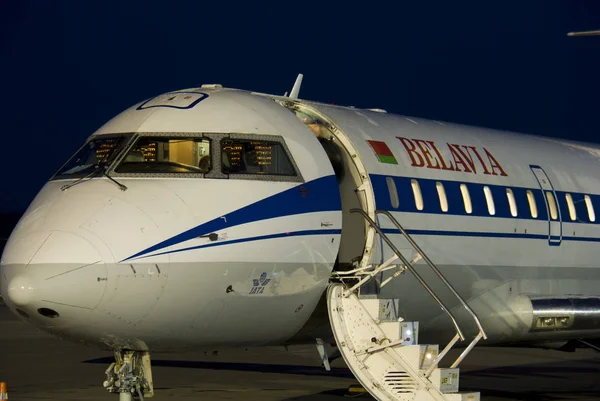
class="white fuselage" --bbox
[1,87,599,352]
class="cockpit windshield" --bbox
[54,135,130,178]
[115,136,212,174]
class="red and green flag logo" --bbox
[367,140,398,164]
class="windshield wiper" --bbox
[61,164,128,192]
[61,167,100,191]
[100,166,128,191]
[61,138,129,192]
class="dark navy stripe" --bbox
[126,172,600,262]
[134,229,342,259]
[136,227,600,260]
[123,175,341,261]
[371,174,600,225]
[383,228,547,240]
[382,228,600,242]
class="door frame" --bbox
[530,165,562,246]
[285,102,377,268]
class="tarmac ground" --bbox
[1,304,600,401]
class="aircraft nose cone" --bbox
[6,276,35,306]
[1,231,108,311]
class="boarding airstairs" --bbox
[327,209,487,401]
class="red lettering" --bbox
[427,141,455,171]
[396,139,507,177]
[415,139,440,169]
[453,145,477,174]
[468,146,492,175]
[397,137,425,167]
[484,147,508,176]
[448,144,473,173]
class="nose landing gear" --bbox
[103,350,154,400]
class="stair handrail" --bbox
[349,208,465,342]
[375,209,488,342]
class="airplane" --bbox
[1,74,600,401]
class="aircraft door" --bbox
[530,165,562,246]
[281,103,376,271]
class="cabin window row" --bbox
[386,178,596,223]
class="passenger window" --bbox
[221,139,296,176]
[565,194,577,221]
[460,184,472,214]
[506,188,518,217]
[483,186,495,215]
[585,195,596,222]
[411,179,424,211]
[387,177,399,209]
[546,191,558,220]
[436,182,448,212]
[527,190,538,218]
[116,137,211,174]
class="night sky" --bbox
[1,1,599,213]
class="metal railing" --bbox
[349,208,487,374]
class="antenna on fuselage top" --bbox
[288,73,303,100]
[567,30,600,37]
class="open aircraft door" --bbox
[280,101,377,272]
[530,165,562,245]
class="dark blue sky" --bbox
[1,1,599,212]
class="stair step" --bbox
[441,392,480,401]
[395,344,439,370]
[399,321,419,345]
[377,321,419,345]
[361,298,400,321]
[426,368,459,393]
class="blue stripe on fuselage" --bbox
[130,226,600,262]
[122,175,341,261]
[371,174,600,224]
[138,229,343,259]
[124,172,600,262]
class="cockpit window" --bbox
[55,135,129,178]
[221,139,296,176]
[115,137,211,174]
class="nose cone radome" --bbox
[6,275,35,306]
[2,231,108,313]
